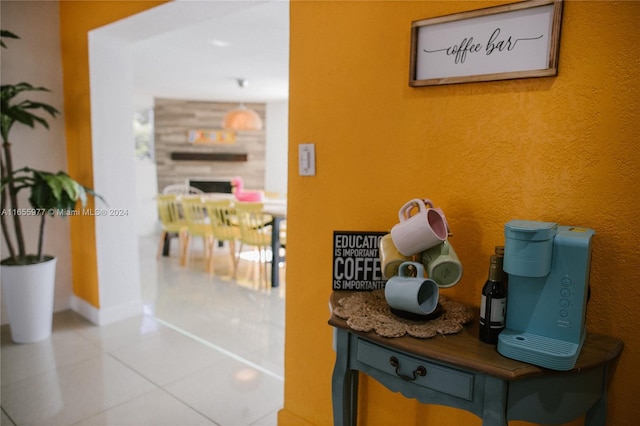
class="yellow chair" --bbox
[234,202,274,288]
[156,194,188,264]
[263,191,285,200]
[279,220,287,247]
[181,196,215,272]
[204,199,241,277]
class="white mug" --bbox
[384,262,439,315]
[390,198,448,256]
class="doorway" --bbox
[88,0,289,324]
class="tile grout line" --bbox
[148,314,284,382]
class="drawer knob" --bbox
[389,356,427,381]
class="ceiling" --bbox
[100,0,289,107]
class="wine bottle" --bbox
[479,254,507,344]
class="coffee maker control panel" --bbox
[557,276,574,325]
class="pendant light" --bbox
[221,79,263,131]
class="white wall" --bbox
[265,101,289,196]
[0,1,73,324]
[132,97,159,237]
[84,31,144,325]
[135,158,160,236]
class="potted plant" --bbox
[1,30,103,343]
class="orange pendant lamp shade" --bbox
[222,105,263,131]
[222,79,263,131]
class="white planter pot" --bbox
[1,256,57,343]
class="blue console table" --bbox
[329,292,623,426]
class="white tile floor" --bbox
[1,234,286,426]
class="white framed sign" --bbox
[410,0,563,86]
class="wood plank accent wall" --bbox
[154,98,266,192]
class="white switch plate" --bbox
[299,143,316,176]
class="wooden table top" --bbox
[262,202,287,217]
[200,193,287,217]
[329,291,623,381]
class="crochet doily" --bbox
[333,290,473,339]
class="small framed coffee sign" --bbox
[410,0,563,86]
[333,231,386,291]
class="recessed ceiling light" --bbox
[208,39,230,47]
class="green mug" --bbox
[421,240,463,288]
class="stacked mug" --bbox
[380,199,463,316]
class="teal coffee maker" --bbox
[497,220,595,371]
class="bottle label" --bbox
[480,295,506,328]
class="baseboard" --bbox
[277,408,316,426]
[70,295,143,326]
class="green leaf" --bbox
[0,83,59,143]
[0,30,19,39]
[58,173,82,205]
[0,30,19,49]
[42,172,63,201]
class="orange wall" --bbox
[58,0,168,308]
[283,1,639,425]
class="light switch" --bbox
[299,143,316,176]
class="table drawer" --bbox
[356,339,474,401]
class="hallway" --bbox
[1,235,285,426]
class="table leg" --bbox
[332,329,358,426]
[482,376,508,426]
[585,395,606,426]
[162,232,172,256]
[270,216,284,287]
[585,365,609,426]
